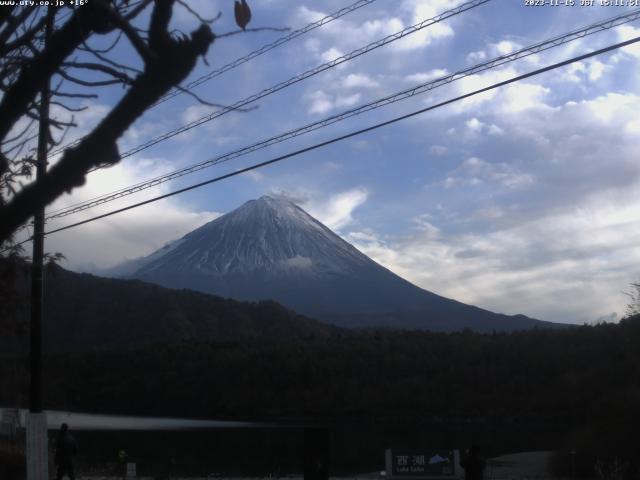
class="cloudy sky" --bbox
[24,0,640,325]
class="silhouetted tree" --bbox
[0,0,262,245]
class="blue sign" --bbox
[386,449,459,478]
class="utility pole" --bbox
[26,8,52,480]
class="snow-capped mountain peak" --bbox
[132,195,369,277]
[113,195,550,332]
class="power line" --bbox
[4,33,639,255]
[45,0,491,218]
[47,0,379,157]
[47,0,490,161]
[33,34,640,241]
[44,7,640,222]
[154,0,380,107]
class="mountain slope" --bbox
[120,195,555,332]
[24,267,338,352]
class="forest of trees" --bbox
[1,315,639,477]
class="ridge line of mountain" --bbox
[102,195,560,332]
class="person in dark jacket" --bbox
[460,445,486,480]
[55,423,78,480]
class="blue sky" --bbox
[35,0,640,324]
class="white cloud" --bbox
[443,92,640,219]
[587,60,607,81]
[243,170,265,182]
[343,73,380,89]
[393,0,459,51]
[458,117,504,139]
[161,104,242,146]
[282,255,313,269]
[465,117,484,133]
[347,199,640,324]
[560,59,609,83]
[500,83,551,113]
[494,40,521,55]
[429,145,448,156]
[123,120,169,145]
[305,188,368,231]
[412,214,441,239]
[454,67,519,109]
[445,157,536,190]
[306,90,361,114]
[360,17,404,39]
[405,69,448,83]
[45,158,219,270]
[616,25,640,59]
[335,93,361,108]
[289,7,367,63]
[439,67,552,115]
[320,47,345,63]
[465,38,541,68]
[582,92,633,124]
[354,90,640,323]
[561,61,586,83]
[294,5,325,24]
[307,90,334,114]
[181,104,214,124]
[294,0,459,62]
[467,50,487,63]
[487,124,504,136]
[346,229,415,281]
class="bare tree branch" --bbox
[0,3,215,240]
[0,6,16,31]
[101,1,156,63]
[0,14,48,56]
[78,30,123,54]
[124,0,153,21]
[49,101,89,113]
[3,133,37,156]
[57,69,128,87]
[51,91,99,99]
[0,0,151,144]
[61,61,135,84]
[22,108,76,129]
[81,44,142,74]
[1,117,36,146]
[172,83,258,111]
[0,7,99,142]
[176,1,222,25]
[0,7,37,48]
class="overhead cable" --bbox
[47,0,491,160]
[34,34,640,240]
[44,7,640,222]
[154,0,380,106]
[47,0,380,157]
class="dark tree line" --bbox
[1,316,639,477]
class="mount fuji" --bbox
[112,195,553,331]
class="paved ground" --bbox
[487,451,554,480]
[1,450,556,480]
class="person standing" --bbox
[117,449,129,479]
[55,423,78,480]
[460,445,486,480]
